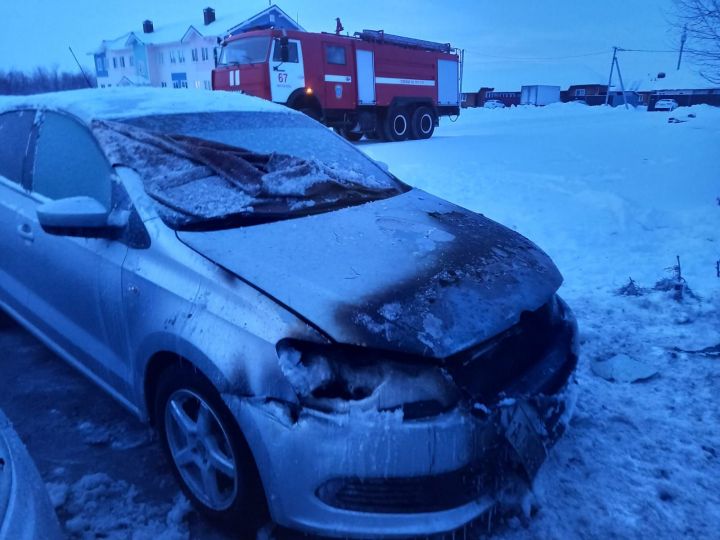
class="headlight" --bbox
[276,339,460,418]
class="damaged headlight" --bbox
[276,339,461,418]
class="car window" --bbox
[32,112,112,208]
[0,110,35,185]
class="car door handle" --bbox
[17,223,34,242]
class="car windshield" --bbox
[92,111,405,230]
[219,37,271,65]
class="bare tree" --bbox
[673,0,720,82]
[0,66,95,95]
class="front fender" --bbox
[132,314,298,419]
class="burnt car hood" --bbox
[177,189,562,358]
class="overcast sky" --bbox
[0,0,685,89]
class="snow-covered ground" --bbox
[1,102,718,539]
[363,103,720,539]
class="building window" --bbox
[119,56,125,68]
[204,80,211,90]
[170,50,176,63]
[178,49,186,63]
[325,45,346,65]
[129,56,134,67]
[201,47,209,61]
[575,88,586,97]
[191,48,199,62]
[195,80,201,89]
[157,52,164,64]
[112,57,117,69]
[161,82,167,88]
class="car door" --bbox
[0,110,37,318]
[10,110,132,397]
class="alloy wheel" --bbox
[164,389,238,510]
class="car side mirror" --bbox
[36,196,128,238]
[278,37,290,63]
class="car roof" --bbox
[0,87,291,123]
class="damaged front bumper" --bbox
[226,298,579,538]
[226,381,577,538]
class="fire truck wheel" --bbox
[384,109,410,141]
[410,106,435,139]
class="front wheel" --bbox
[154,364,267,533]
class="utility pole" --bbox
[605,47,617,106]
[604,47,629,109]
[677,24,687,70]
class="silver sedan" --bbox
[0,88,578,538]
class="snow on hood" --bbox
[0,87,286,123]
[178,190,563,359]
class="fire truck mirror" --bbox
[278,37,290,63]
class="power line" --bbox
[465,48,680,62]
[618,48,679,53]
[465,50,608,61]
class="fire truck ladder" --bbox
[355,29,452,53]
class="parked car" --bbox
[0,409,63,539]
[0,88,578,538]
[483,99,506,109]
[654,98,679,111]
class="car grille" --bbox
[445,300,563,404]
[316,463,490,513]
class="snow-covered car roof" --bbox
[0,87,290,123]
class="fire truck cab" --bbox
[212,29,462,142]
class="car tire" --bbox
[383,109,410,141]
[154,363,267,534]
[410,106,435,140]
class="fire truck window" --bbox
[326,45,346,65]
[273,41,299,63]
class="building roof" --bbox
[0,87,289,122]
[226,4,305,35]
[93,6,298,54]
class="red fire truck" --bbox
[212,29,462,141]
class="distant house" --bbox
[92,4,303,90]
[562,83,607,103]
[226,4,304,36]
[484,90,521,107]
[625,62,720,109]
[461,88,518,108]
